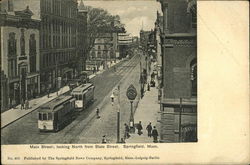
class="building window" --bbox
[29,34,36,73]
[8,33,16,56]
[20,29,25,56]
[8,59,17,78]
[29,34,36,54]
[190,58,197,96]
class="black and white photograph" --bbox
[1,0,197,145]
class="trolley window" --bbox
[43,113,47,120]
[75,95,79,100]
[48,113,52,120]
[39,113,42,120]
[79,94,82,100]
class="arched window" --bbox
[29,34,37,73]
[190,58,197,96]
[29,34,36,54]
[8,32,16,56]
[20,29,25,56]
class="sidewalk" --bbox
[125,85,161,143]
[1,86,70,129]
[1,59,123,129]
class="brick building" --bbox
[157,0,197,142]
[0,1,40,110]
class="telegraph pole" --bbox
[117,85,120,143]
[179,98,182,142]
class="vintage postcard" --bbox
[1,0,249,164]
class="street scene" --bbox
[1,0,197,144]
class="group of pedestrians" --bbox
[146,122,159,143]
[123,121,159,143]
[20,99,29,110]
[136,121,159,143]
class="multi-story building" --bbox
[157,0,197,142]
[154,11,163,74]
[77,0,88,73]
[139,30,151,53]
[0,1,40,110]
[39,0,80,93]
[89,32,113,69]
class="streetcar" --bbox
[71,83,95,111]
[38,95,75,132]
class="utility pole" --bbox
[117,85,120,143]
[179,98,182,142]
[56,62,58,96]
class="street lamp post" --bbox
[111,86,120,143]
[129,100,134,133]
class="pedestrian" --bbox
[147,83,150,91]
[146,122,153,137]
[96,107,100,119]
[25,99,29,110]
[21,99,25,110]
[137,121,143,135]
[124,123,130,139]
[152,126,159,143]
[102,135,107,144]
[120,138,126,143]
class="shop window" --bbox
[190,58,197,96]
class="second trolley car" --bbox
[71,83,95,111]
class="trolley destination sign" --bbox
[126,84,137,100]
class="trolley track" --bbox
[39,54,140,144]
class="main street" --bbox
[1,53,146,144]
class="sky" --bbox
[3,0,162,37]
[83,0,162,37]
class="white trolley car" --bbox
[71,83,95,111]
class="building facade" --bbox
[40,0,80,93]
[89,32,113,69]
[77,0,88,74]
[158,0,197,142]
[154,11,163,87]
[0,2,40,110]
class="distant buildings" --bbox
[157,0,197,142]
[0,1,40,110]
[88,20,125,70]
[89,32,114,70]
[118,33,133,58]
